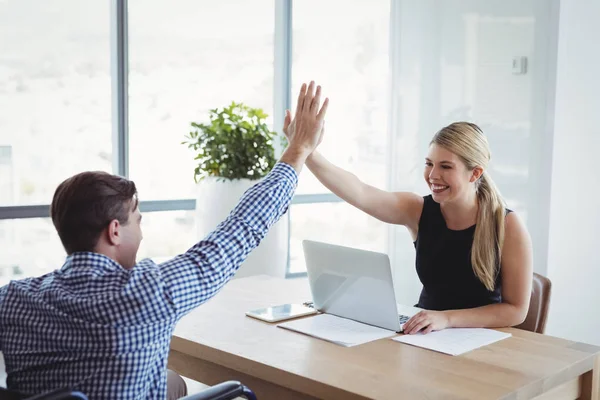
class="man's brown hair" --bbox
[50,171,138,254]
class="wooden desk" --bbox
[169,276,599,400]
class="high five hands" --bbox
[280,82,328,172]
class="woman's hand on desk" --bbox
[403,310,450,335]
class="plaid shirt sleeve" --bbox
[158,162,298,317]
[0,285,5,338]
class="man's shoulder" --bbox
[133,258,160,273]
[1,273,51,291]
[0,273,55,312]
[129,258,168,287]
[0,283,6,302]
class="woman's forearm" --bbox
[306,151,367,208]
[445,303,527,329]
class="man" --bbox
[0,82,328,399]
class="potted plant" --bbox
[183,101,280,183]
[183,102,287,278]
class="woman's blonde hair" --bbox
[430,122,505,291]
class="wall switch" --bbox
[512,56,528,75]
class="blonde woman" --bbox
[284,108,533,335]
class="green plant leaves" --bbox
[182,102,279,183]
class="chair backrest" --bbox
[0,387,25,400]
[180,380,257,400]
[28,391,87,400]
[0,387,87,400]
[515,272,551,334]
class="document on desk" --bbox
[393,328,511,356]
[278,314,396,347]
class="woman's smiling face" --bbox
[424,143,480,204]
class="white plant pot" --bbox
[195,177,288,279]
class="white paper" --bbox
[393,328,511,356]
[278,313,396,347]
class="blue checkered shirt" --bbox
[0,163,297,399]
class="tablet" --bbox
[245,303,318,323]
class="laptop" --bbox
[302,240,422,332]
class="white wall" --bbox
[388,0,600,346]
[545,0,600,346]
[389,0,553,306]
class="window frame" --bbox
[0,0,347,279]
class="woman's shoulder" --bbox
[421,194,442,214]
[503,210,530,239]
[422,194,438,210]
[416,194,444,232]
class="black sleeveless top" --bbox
[413,195,506,311]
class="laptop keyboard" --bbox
[305,301,411,324]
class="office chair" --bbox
[181,381,257,400]
[0,381,256,400]
[0,387,87,400]
[515,272,552,334]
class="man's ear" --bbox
[107,219,122,246]
[470,166,484,183]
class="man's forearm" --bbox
[305,151,367,207]
[279,146,311,174]
[166,162,299,317]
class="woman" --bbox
[283,91,532,335]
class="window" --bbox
[0,218,65,286]
[288,0,391,273]
[128,0,275,200]
[291,0,391,195]
[136,210,196,263]
[0,0,112,206]
[289,202,387,274]
[0,0,551,285]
